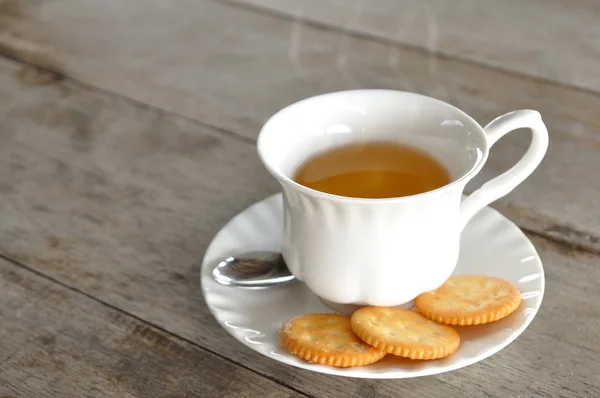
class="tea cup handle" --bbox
[459,110,549,230]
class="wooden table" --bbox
[0,1,599,396]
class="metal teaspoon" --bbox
[212,251,296,288]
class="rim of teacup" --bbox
[257,89,489,203]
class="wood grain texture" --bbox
[228,0,600,92]
[0,0,598,250]
[0,258,304,398]
[0,58,599,397]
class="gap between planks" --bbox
[0,252,314,398]
[214,0,600,99]
[0,48,597,256]
[522,227,600,257]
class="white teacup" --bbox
[257,90,548,307]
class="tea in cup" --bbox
[258,90,548,306]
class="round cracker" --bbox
[280,313,387,368]
[415,275,522,325]
[350,307,460,360]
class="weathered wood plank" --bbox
[228,0,600,92]
[0,58,598,397]
[0,0,598,249]
[0,258,304,398]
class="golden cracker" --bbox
[350,307,460,360]
[415,275,522,326]
[280,313,387,368]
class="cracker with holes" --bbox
[350,307,460,360]
[280,313,387,367]
[415,275,522,326]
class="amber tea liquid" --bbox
[293,141,450,199]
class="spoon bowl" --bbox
[212,251,296,288]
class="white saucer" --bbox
[201,194,544,379]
